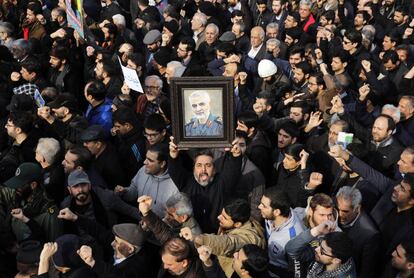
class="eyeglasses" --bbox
[144,131,160,138]
[318,239,335,258]
[144,85,160,91]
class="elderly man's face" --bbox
[189,93,211,120]
[165,65,175,84]
[205,26,218,45]
[266,27,278,39]
[144,78,161,102]
[250,28,264,48]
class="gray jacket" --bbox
[121,167,179,217]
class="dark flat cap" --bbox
[80,125,107,142]
[48,93,79,112]
[219,31,236,42]
[113,223,145,247]
[143,29,162,45]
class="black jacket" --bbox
[340,211,381,278]
[347,155,414,255]
[168,153,241,233]
[274,165,311,208]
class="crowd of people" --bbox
[0,0,414,276]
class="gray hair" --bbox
[299,0,312,7]
[233,22,246,33]
[36,138,61,165]
[145,75,163,89]
[266,38,281,47]
[193,12,208,27]
[167,61,186,78]
[112,14,126,28]
[189,90,210,102]
[266,22,279,31]
[165,192,193,216]
[336,186,362,210]
[382,104,401,123]
[206,23,219,35]
[0,22,14,36]
[251,26,265,40]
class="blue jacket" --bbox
[85,98,113,134]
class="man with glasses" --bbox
[286,220,357,278]
[136,75,166,121]
[177,37,204,77]
[144,113,168,147]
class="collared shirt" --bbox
[228,2,241,13]
[247,43,263,59]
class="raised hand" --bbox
[197,245,213,266]
[180,227,194,241]
[308,172,323,189]
[77,245,95,267]
[137,195,153,216]
[169,136,179,159]
[57,208,78,222]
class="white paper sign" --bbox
[118,57,143,93]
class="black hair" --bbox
[263,187,291,217]
[194,149,214,162]
[27,1,42,15]
[180,37,196,53]
[321,10,335,22]
[385,30,402,46]
[216,42,235,56]
[278,120,300,139]
[382,50,400,64]
[112,107,139,127]
[331,49,349,64]
[344,29,362,46]
[285,27,302,41]
[241,244,269,277]
[257,91,275,107]
[402,173,414,199]
[309,72,326,88]
[291,101,310,115]
[289,46,305,58]
[98,58,118,77]
[284,143,304,161]
[144,113,166,132]
[401,236,414,263]
[355,10,370,23]
[295,61,312,75]
[237,111,258,129]
[256,0,267,5]
[395,5,409,16]
[20,58,41,75]
[85,80,107,101]
[224,199,250,223]
[147,143,169,163]
[67,145,92,170]
[235,130,248,140]
[324,232,353,262]
[49,46,69,61]
[8,111,33,134]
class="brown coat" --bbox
[196,219,266,277]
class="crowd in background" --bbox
[1,0,414,276]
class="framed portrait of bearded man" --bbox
[170,77,234,149]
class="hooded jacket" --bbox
[121,167,179,218]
